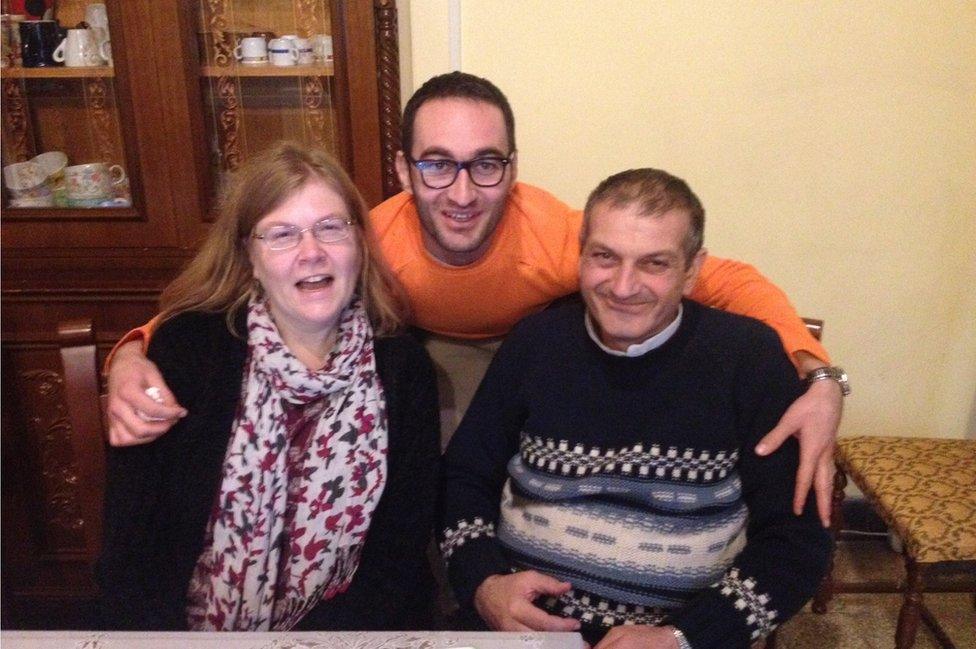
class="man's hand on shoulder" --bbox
[755,352,844,527]
[106,341,186,447]
[594,624,681,648]
[473,571,581,633]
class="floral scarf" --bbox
[186,295,388,630]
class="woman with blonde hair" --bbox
[97,142,439,631]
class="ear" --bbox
[682,248,707,296]
[246,243,262,282]
[509,151,518,184]
[395,151,413,195]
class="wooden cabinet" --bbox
[0,0,400,628]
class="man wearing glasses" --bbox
[107,72,845,525]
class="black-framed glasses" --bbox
[406,154,514,189]
[252,217,353,251]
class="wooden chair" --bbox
[813,438,976,648]
[57,318,107,561]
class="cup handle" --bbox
[234,43,243,60]
[291,46,298,62]
[53,39,66,62]
[109,164,126,185]
[99,39,112,63]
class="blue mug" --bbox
[20,20,66,67]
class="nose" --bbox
[609,264,640,299]
[295,228,328,262]
[446,167,477,205]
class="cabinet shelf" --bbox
[199,62,334,77]
[0,66,116,79]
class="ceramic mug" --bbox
[234,36,267,64]
[268,37,297,66]
[19,19,65,67]
[84,3,109,31]
[64,162,126,202]
[53,28,100,67]
[293,37,314,65]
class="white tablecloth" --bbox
[0,631,585,649]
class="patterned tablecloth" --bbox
[0,631,585,649]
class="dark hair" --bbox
[582,168,705,266]
[401,72,516,156]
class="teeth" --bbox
[296,275,333,289]
[446,212,474,222]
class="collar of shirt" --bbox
[584,304,683,358]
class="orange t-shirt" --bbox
[111,182,828,365]
[370,183,581,339]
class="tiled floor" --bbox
[777,537,976,648]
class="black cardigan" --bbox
[96,310,440,630]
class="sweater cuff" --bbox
[670,568,777,648]
[443,535,511,610]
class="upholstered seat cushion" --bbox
[836,436,976,564]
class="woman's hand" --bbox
[106,341,186,446]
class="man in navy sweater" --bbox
[439,168,831,648]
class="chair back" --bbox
[803,317,824,342]
[58,318,107,559]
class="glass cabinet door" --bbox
[195,0,338,194]
[1,0,132,213]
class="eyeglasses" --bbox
[252,217,354,251]
[406,154,513,189]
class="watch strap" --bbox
[807,365,851,396]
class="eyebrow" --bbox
[260,214,347,227]
[584,241,680,260]
[415,146,508,159]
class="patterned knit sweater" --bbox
[439,298,831,648]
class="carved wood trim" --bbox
[83,77,119,166]
[295,0,326,38]
[300,75,331,150]
[21,369,88,553]
[215,75,245,171]
[374,0,401,199]
[2,78,33,162]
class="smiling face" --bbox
[395,97,516,267]
[580,202,704,351]
[249,179,361,353]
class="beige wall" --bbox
[399,1,976,440]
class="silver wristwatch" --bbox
[671,626,693,649]
[807,365,851,396]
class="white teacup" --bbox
[4,159,55,207]
[53,28,101,67]
[4,159,47,192]
[235,36,267,64]
[268,37,297,66]
[64,162,126,202]
[32,150,68,179]
[312,34,333,62]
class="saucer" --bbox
[241,57,268,65]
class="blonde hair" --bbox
[158,141,408,336]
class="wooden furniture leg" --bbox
[812,466,847,613]
[895,556,924,649]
